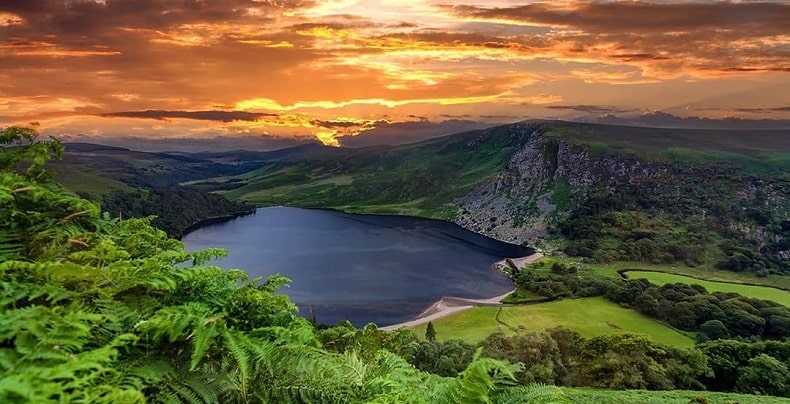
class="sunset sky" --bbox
[1,0,788,146]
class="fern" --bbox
[493,383,570,404]
[0,229,22,261]
[189,318,221,371]
[222,329,252,401]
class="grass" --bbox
[544,121,790,166]
[409,297,694,346]
[626,271,790,307]
[216,124,528,216]
[54,167,133,197]
[563,388,789,404]
[582,261,790,291]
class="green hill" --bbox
[192,120,788,278]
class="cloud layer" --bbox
[1,0,787,145]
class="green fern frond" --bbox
[190,319,221,370]
[222,328,252,400]
[0,229,22,261]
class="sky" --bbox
[0,0,788,146]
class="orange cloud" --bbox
[0,0,786,144]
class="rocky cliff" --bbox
[453,122,788,271]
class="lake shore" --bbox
[380,252,543,331]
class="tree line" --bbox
[513,263,790,342]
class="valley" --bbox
[25,121,790,401]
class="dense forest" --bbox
[2,127,788,402]
[97,187,253,239]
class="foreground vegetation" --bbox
[4,127,787,402]
[1,128,525,402]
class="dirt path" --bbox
[380,253,543,331]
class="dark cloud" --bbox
[337,119,496,148]
[547,105,636,114]
[101,110,278,122]
[0,0,307,34]
[310,119,376,129]
[449,2,789,35]
[446,1,789,73]
[62,133,318,153]
[588,112,790,130]
[734,106,790,114]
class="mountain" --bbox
[191,120,789,275]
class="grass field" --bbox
[626,271,790,307]
[563,388,789,404]
[409,297,694,346]
[581,261,790,291]
[54,167,133,197]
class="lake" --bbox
[181,207,533,327]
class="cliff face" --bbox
[452,123,788,262]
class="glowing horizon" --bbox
[0,0,787,145]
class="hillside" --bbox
[4,127,788,402]
[194,121,789,276]
[51,143,263,237]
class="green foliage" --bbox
[408,339,476,377]
[425,321,436,342]
[735,354,789,397]
[698,339,790,395]
[1,131,522,402]
[494,383,569,404]
[1,125,63,181]
[99,186,252,238]
[220,123,533,218]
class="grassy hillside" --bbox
[52,143,256,237]
[217,124,531,219]
[53,166,133,198]
[212,121,789,209]
[408,297,694,346]
[626,271,790,306]
[545,120,790,170]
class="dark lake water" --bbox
[181,207,533,327]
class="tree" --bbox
[426,321,436,342]
[698,320,730,341]
[736,354,789,397]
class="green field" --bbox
[564,388,790,404]
[583,261,790,291]
[627,271,790,307]
[54,167,133,197]
[408,297,694,346]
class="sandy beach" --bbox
[380,252,543,331]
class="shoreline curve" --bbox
[380,252,543,331]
